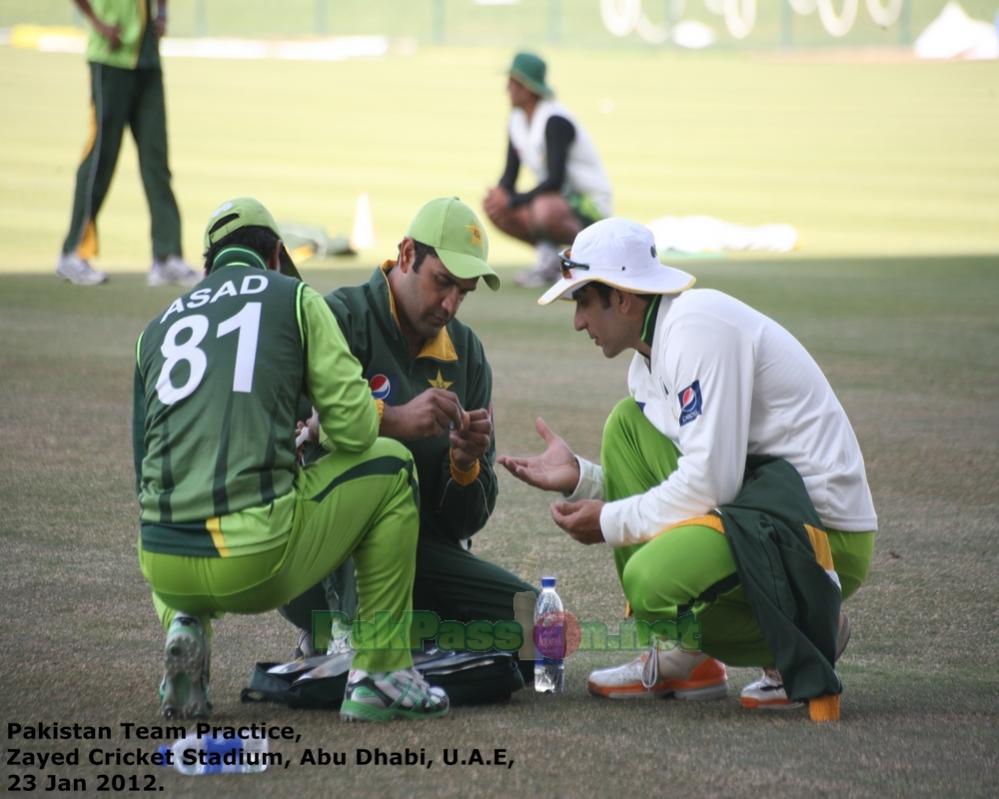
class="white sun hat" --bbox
[537,218,696,305]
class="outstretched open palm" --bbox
[498,417,580,495]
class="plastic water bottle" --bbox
[533,576,565,694]
[157,734,269,775]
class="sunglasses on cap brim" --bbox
[558,248,590,279]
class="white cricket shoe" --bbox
[294,618,353,659]
[739,667,801,710]
[587,643,728,700]
[515,242,562,288]
[326,617,354,657]
[56,253,107,286]
[159,615,212,720]
[149,255,200,287]
[739,612,851,710]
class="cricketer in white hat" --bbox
[537,218,695,305]
[502,215,877,713]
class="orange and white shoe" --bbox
[587,645,728,701]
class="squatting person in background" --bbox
[483,51,612,288]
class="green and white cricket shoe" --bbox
[159,615,212,720]
[148,256,200,287]
[340,667,449,722]
[55,253,107,286]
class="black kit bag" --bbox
[241,649,524,710]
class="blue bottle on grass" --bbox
[158,734,269,775]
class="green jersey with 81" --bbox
[133,246,377,558]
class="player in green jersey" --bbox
[133,197,447,722]
[58,0,197,287]
[284,198,538,682]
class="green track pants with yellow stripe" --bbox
[139,438,420,673]
[602,399,875,667]
[62,62,181,262]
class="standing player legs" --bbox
[130,68,182,262]
[62,64,135,260]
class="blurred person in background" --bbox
[57,0,196,287]
[483,51,612,288]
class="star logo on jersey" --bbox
[678,380,703,426]
[466,224,483,251]
[427,370,453,390]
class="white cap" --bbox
[537,218,696,305]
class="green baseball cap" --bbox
[203,197,302,280]
[509,51,553,99]
[407,197,500,291]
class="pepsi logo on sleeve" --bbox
[678,380,703,426]
[369,373,392,401]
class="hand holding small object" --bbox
[450,407,492,471]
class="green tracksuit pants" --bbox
[282,539,537,635]
[602,399,875,667]
[281,538,537,670]
[62,62,182,262]
[139,438,420,673]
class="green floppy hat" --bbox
[407,197,500,291]
[203,197,302,280]
[509,51,553,99]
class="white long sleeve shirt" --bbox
[570,289,878,547]
[508,98,613,217]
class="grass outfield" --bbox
[1,255,997,797]
[1,45,998,272]
[1,40,998,798]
